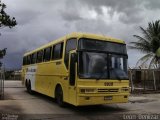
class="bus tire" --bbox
[55,85,65,107]
[27,80,33,94]
[25,80,28,88]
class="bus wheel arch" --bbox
[55,84,65,107]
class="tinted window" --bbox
[79,52,108,79]
[23,56,27,65]
[109,55,128,80]
[31,53,37,64]
[65,39,77,68]
[44,47,51,62]
[79,52,128,80]
[79,38,127,54]
[26,55,31,65]
[37,50,43,63]
[52,42,63,60]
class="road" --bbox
[0,81,160,120]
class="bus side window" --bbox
[26,55,31,65]
[43,47,51,62]
[31,53,37,64]
[23,56,27,65]
[37,50,43,63]
[26,56,28,65]
[52,42,63,60]
[64,38,77,69]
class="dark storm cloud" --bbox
[14,10,41,26]
[60,10,83,22]
[1,0,68,69]
[79,0,144,24]
[1,0,160,69]
[144,0,160,10]
[80,0,138,12]
[75,19,111,34]
[2,52,24,70]
[60,0,83,22]
[119,13,143,24]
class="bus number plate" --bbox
[104,82,113,86]
[104,96,112,100]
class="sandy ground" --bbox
[0,80,160,120]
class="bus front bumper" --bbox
[76,93,129,106]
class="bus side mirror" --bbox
[71,53,77,62]
[69,53,77,86]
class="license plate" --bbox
[104,96,112,100]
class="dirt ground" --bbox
[0,80,160,120]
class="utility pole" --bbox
[0,48,6,100]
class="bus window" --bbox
[65,39,77,69]
[109,55,128,80]
[52,42,63,60]
[23,56,27,65]
[31,53,37,64]
[79,52,108,79]
[37,50,43,63]
[43,47,51,62]
[26,55,31,65]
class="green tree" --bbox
[129,20,160,69]
[0,48,6,58]
[0,0,17,29]
[0,0,17,67]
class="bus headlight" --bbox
[80,88,96,93]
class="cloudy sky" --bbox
[1,0,160,69]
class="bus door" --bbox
[68,52,77,104]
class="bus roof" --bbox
[24,32,125,56]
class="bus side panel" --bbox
[35,61,69,102]
[24,65,37,90]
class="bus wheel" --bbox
[27,80,33,94]
[25,80,28,88]
[55,86,65,107]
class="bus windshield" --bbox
[78,39,128,80]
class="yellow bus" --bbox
[22,32,129,106]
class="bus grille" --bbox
[97,88,119,93]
